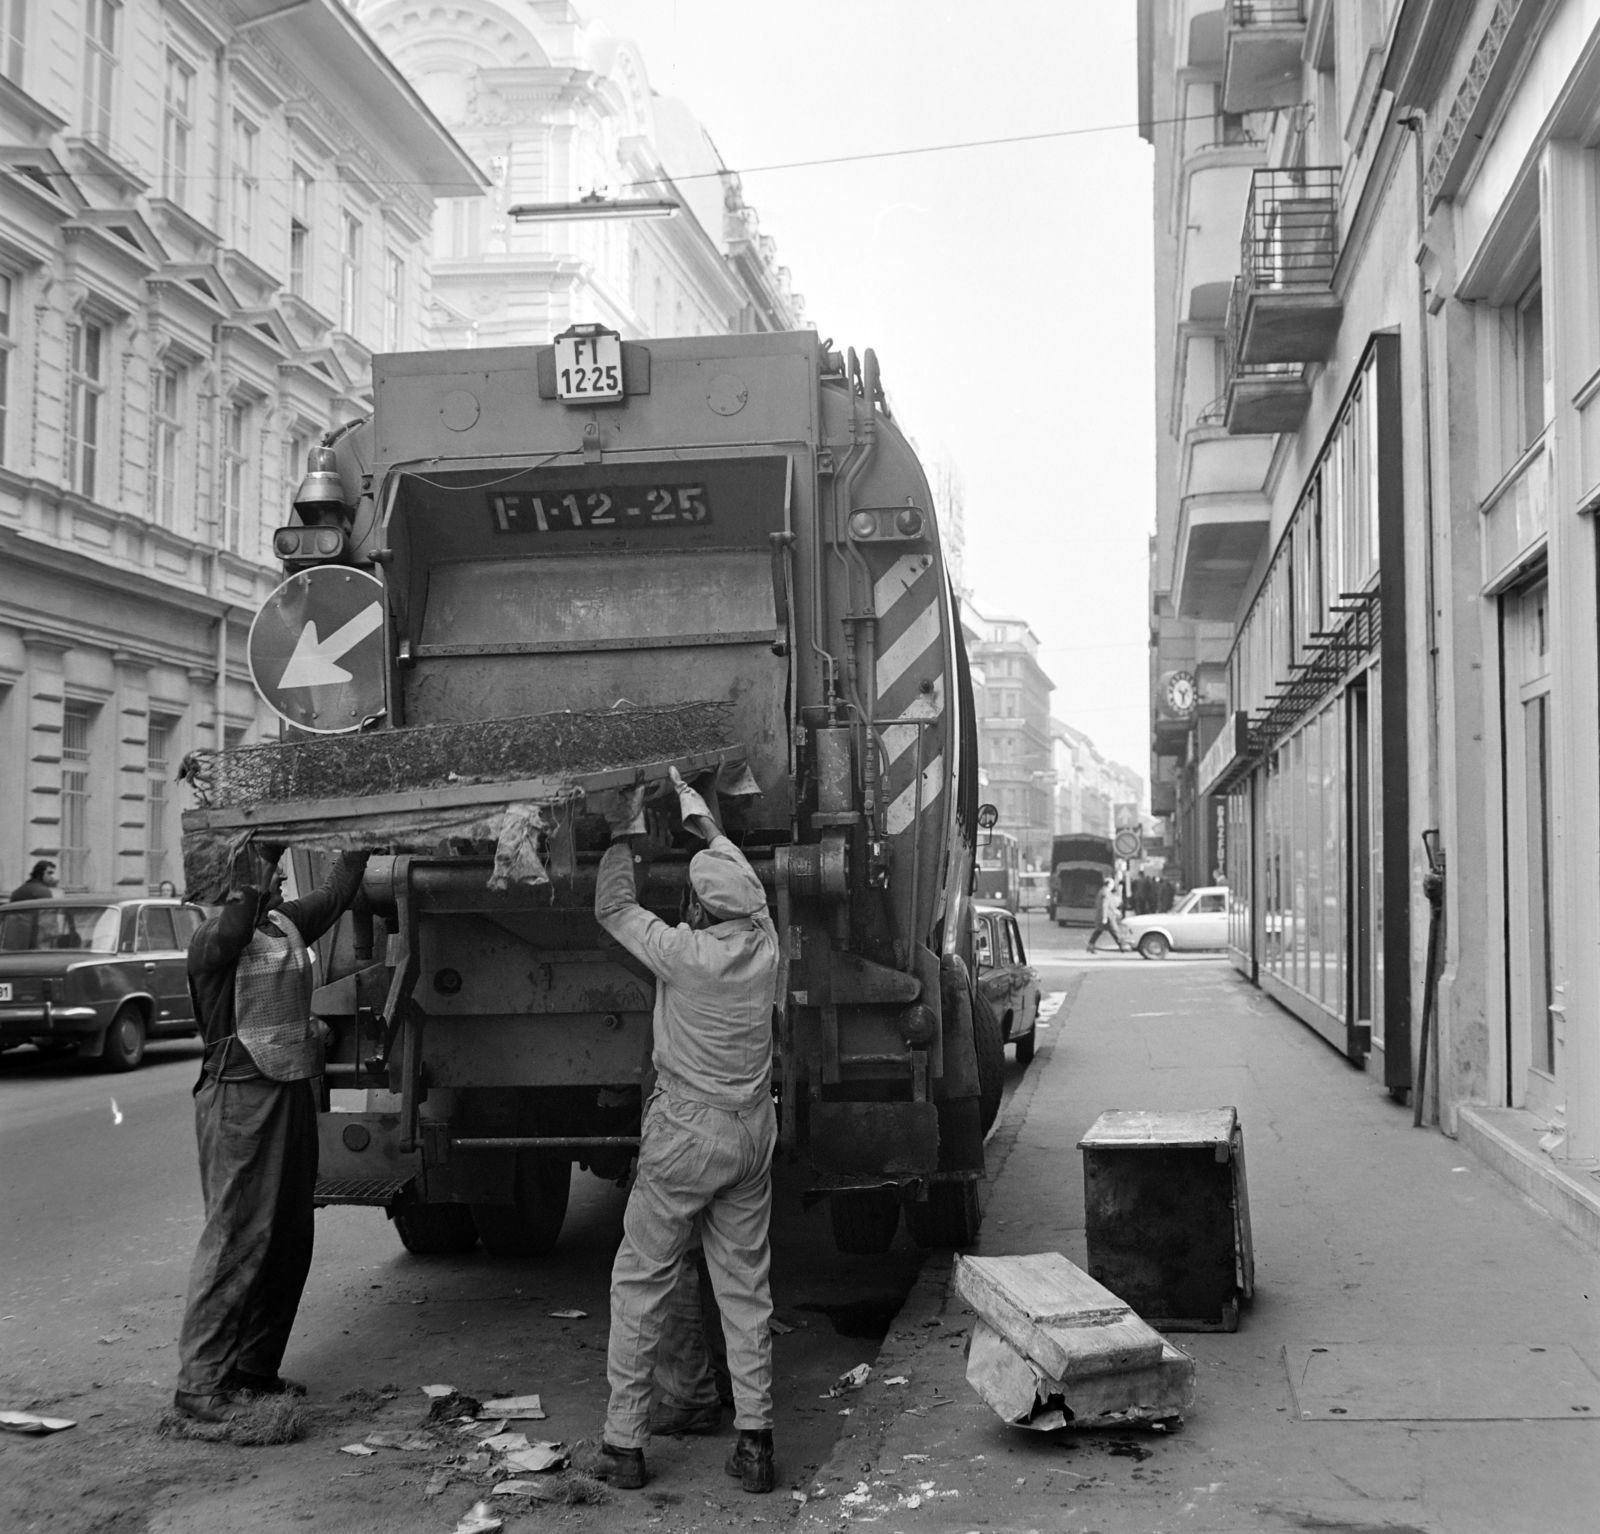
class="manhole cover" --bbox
[1284,1343,1600,1420]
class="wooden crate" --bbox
[1078,1107,1254,1332]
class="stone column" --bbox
[113,651,151,892]
[21,632,69,872]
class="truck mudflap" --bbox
[807,1100,940,1178]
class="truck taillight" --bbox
[273,525,349,566]
[846,505,928,544]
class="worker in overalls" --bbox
[172,844,369,1422]
[589,768,779,1493]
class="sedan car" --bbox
[972,901,1040,1063]
[0,897,208,1070]
[1123,885,1229,959]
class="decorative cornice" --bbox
[1425,1,1516,206]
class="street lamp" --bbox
[508,192,680,223]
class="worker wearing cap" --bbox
[589,767,779,1494]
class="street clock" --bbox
[1160,670,1197,720]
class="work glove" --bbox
[669,765,714,825]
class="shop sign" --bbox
[1198,710,1251,798]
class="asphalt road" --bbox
[0,965,1071,1534]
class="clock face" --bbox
[1165,671,1196,717]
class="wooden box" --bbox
[1078,1107,1254,1332]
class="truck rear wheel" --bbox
[393,1202,479,1255]
[973,989,1005,1135]
[828,1188,901,1255]
[472,1152,572,1257]
[905,1179,981,1249]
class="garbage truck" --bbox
[181,328,1001,1258]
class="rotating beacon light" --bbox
[274,444,353,567]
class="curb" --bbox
[801,974,1085,1510]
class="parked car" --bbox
[972,901,1040,1064]
[1123,885,1229,959]
[0,896,208,1070]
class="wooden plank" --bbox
[1077,1107,1237,1149]
[181,747,742,833]
[953,1253,1164,1380]
[966,1319,1194,1430]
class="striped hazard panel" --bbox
[873,553,945,840]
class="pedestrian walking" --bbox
[172,843,369,1422]
[9,860,57,901]
[1087,874,1127,953]
[585,767,779,1493]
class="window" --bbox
[0,273,12,467]
[283,427,309,510]
[1495,281,1546,471]
[383,249,404,350]
[81,0,116,148]
[289,166,312,297]
[339,211,361,332]
[149,362,182,528]
[222,398,249,553]
[231,115,259,251]
[135,904,176,952]
[61,702,93,890]
[146,713,174,887]
[66,319,105,499]
[162,53,193,205]
[2,0,24,86]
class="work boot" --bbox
[724,1428,775,1493]
[172,1389,240,1424]
[649,1398,721,1435]
[228,1371,308,1397]
[576,1440,648,1490]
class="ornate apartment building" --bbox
[0,0,483,895]
[966,606,1055,868]
[351,0,805,345]
[1141,0,1600,1250]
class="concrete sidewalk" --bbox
[805,960,1600,1533]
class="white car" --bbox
[1123,886,1229,959]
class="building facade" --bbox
[352,0,805,345]
[0,0,482,894]
[967,606,1055,867]
[1052,720,1145,844]
[1141,0,1600,1246]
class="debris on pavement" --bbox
[422,1384,457,1398]
[449,1500,503,1534]
[479,1431,531,1452]
[156,1398,309,1446]
[340,1444,377,1457]
[769,1318,794,1334]
[503,1442,570,1473]
[425,1389,482,1423]
[548,1309,587,1319]
[822,1363,872,1398]
[0,1410,76,1434]
[491,1479,558,1500]
[425,1469,452,1497]
[883,1375,909,1386]
[954,1252,1195,1431]
[479,1394,545,1418]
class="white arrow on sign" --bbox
[277,603,384,690]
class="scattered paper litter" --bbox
[0,1411,76,1434]
[422,1384,457,1398]
[450,1501,503,1534]
[492,1480,557,1500]
[480,1395,545,1418]
[823,1364,871,1398]
[883,1375,909,1386]
[769,1319,794,1335]
[503,1442,570,1473]
[339,1444,377,1457]
[473,1419,508,1437]
[548,1309,587,1319]
[364,1429,414,1448]
[480,1432,529,1453]
[424,1469,452,1497]
[901,1453,930,1463]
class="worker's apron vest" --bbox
[232,909,321,1081]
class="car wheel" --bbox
[973,989,1006,1135]
[100,1005,146,1072]
[393,1202,479,1256]
[472,1151,572,1257]
[1015,1026,1036,1066]
[1138,932,1170,960]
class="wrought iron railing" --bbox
[1240,166,1339,293]
[1223,277,1303,396]
[1229,0,1306,24]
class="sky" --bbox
[583,0,1156,782]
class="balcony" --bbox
[1222,0,1307,114]
[1224,279,1309,432]
[1231,168,1343,366]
